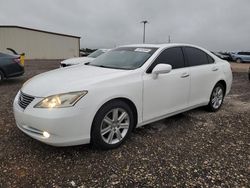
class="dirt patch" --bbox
[230,62,250,73]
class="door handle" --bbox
[212,67,219,71]
[181,72,189,78]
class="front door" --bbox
[142,47,190,122]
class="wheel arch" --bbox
[216,80,227,95]
[91,97,138,131]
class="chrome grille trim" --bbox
[18,92,35,109]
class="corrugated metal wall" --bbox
[0,27,80,59]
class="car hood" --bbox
[61,57,94,65]
[21,65,127,97]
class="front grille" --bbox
[18,92,35,109]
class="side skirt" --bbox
[136,102,208,128]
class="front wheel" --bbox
[207,83,225,112]
[91,100,134,149]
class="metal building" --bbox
[0,25,80,59]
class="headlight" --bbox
[34,91,87,108]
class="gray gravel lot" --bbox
[0,60,249,187]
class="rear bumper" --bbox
[5,63,24,78]
[225,69,233,96]
[7,70,24,78]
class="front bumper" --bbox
[13,92,92,146]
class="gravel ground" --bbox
[0,60,249,187]
[230,62,250,73]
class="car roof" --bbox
[119,43,206,49]
[118,43,221,61]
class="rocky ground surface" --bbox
[0,60,249,187]
[230,62,250,73]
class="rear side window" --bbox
[207,55,215,63]
[238,52,250,55]
[184,47,213,66]
[147,47,185,73]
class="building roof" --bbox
[0,25,81,39]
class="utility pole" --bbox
[141,20,148,43]
[168,35,171,43]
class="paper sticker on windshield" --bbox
[135,48,152,53]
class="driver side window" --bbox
[147,47,185,73]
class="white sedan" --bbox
[60,49,110,67]
[13,44,232,149]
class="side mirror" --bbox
[152,64,172,79]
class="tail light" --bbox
[14,57,24,66]
[14,57,20,64]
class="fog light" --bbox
[43,131,50,138]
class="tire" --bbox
[207,83,225,112]
[236,58,242,63]
[248,67,250,81]
[91,100,135,149]
[0,70,4,81]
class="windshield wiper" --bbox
[87,64,112,68]
[94,65,114,68]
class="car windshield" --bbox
[89,47,158,70]
[88,50,106,58]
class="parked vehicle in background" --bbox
[221,52,233,61]
[231,52,250,63]
[212,52,229,60]
[0,52,25,81]
[212,52,233,61]
[60,49,110,67]
[13,43,232,149]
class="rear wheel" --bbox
[207,83,225,112]
[236,58,242,63]
[91,100,134,149]
[0,70,4,81]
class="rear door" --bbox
[183,47,220,106]
[142,47,190,122]
[243,52,250,61]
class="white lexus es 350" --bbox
[13,44,232,149]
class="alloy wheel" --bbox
[100,108,130,145]
[211,86,223,109]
